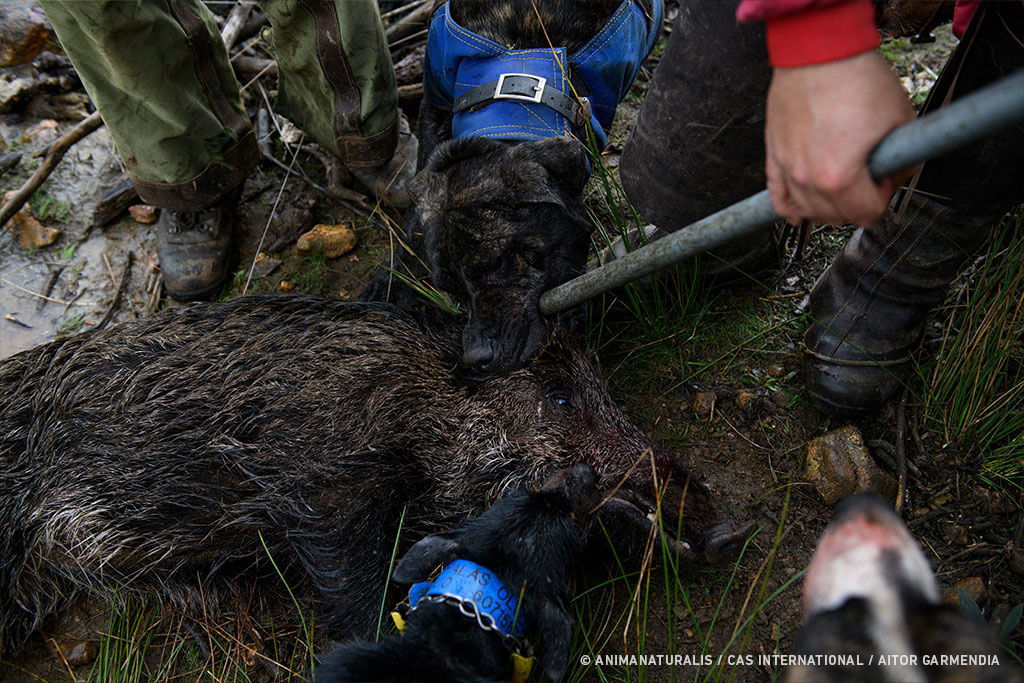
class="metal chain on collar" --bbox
[416,593,533,658]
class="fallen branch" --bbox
[0,110,103,230]
[95,252,133,332]
[385,0,433,46]
[220,0,255,52]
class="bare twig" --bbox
[1,277,72,305]
[382,0,430,22]
[895,390,909,514]
[36,265,64,312]
[95,252,133,331]
[0,111,103,230]
[220,0,255,51]
[385,0,433,45]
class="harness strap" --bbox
[453,73,591,129]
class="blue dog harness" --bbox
[423,0,664,149]
[408,558,527,638]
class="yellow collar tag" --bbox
[390,611,407,632]
[511,652,534,683]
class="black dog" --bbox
[789,496,1022,683]
[363,0,662,377]
[314,463,598,682]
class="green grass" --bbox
[565,487,797,683]
[921,211,1024,489]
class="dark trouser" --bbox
[618,1,776,277]
[804,1,1024,415]
[40,0,398,212]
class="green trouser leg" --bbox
[40,0,258,211]
[40,0,397,211]
[259,0,398,168]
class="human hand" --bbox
[764,50,916,227]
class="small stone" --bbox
[279,280,294,292]
[52,638,98,668]
[0,1,53,67]
[296,223,357,259]
[941,522,968,546]
[735,391,759,412]
[21,118,58,144]
[127,204,157,224]
[692,391,716,417]
[250,252,281,280]
[942,576,986,606]
[1010,548,1024,576]
[767,363,786,378]
[805,425,897,506]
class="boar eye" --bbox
[550,393,574,410]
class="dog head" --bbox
[789,495,1018,683]
[392,463,597,680]
[409,135,593,377]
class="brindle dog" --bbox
[363,0,652,377]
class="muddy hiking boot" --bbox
[348,111,418,211]
[156,186,242,302]
[803,196,999,417]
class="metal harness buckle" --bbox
[494,73,546,104]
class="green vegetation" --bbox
[921,212,1024,490]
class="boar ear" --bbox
[535,599,573,681]
[521,137,591,196]
[392,532,460,583]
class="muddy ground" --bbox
[1,7,1021,683]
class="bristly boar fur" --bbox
[0,295,744,654]
[315,464,599,683]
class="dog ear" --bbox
[534,598,573,681]
[518,136,591,197]
[392,532,461,583]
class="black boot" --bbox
[803,197,998,417]
[803,1,1024,417]
[619,1,781,281]
[156,185,241,302]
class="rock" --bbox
[942,576,987,606]
[250,252,281,279]
[0,76,33,113]
[27,91,92,121]
[4,191,60,249]
[1010,548,1024,576]
[296,223,357,259]
[21,118,59,144]
[805,425,897,506]
[735,391,759,412]
[52,638,98,668]
[128,204,157,224]
[692,391,716,417]
[0,1,53,67]
[92,177,140,226]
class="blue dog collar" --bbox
[424,0,663,148]
[409,559,527,638]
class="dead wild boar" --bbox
[0,295,745,654]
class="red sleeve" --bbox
[737,1,881,68]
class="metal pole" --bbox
[539,67,1024,316]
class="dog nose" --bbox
[462,341,494,371]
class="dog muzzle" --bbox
[423,0,664,148]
